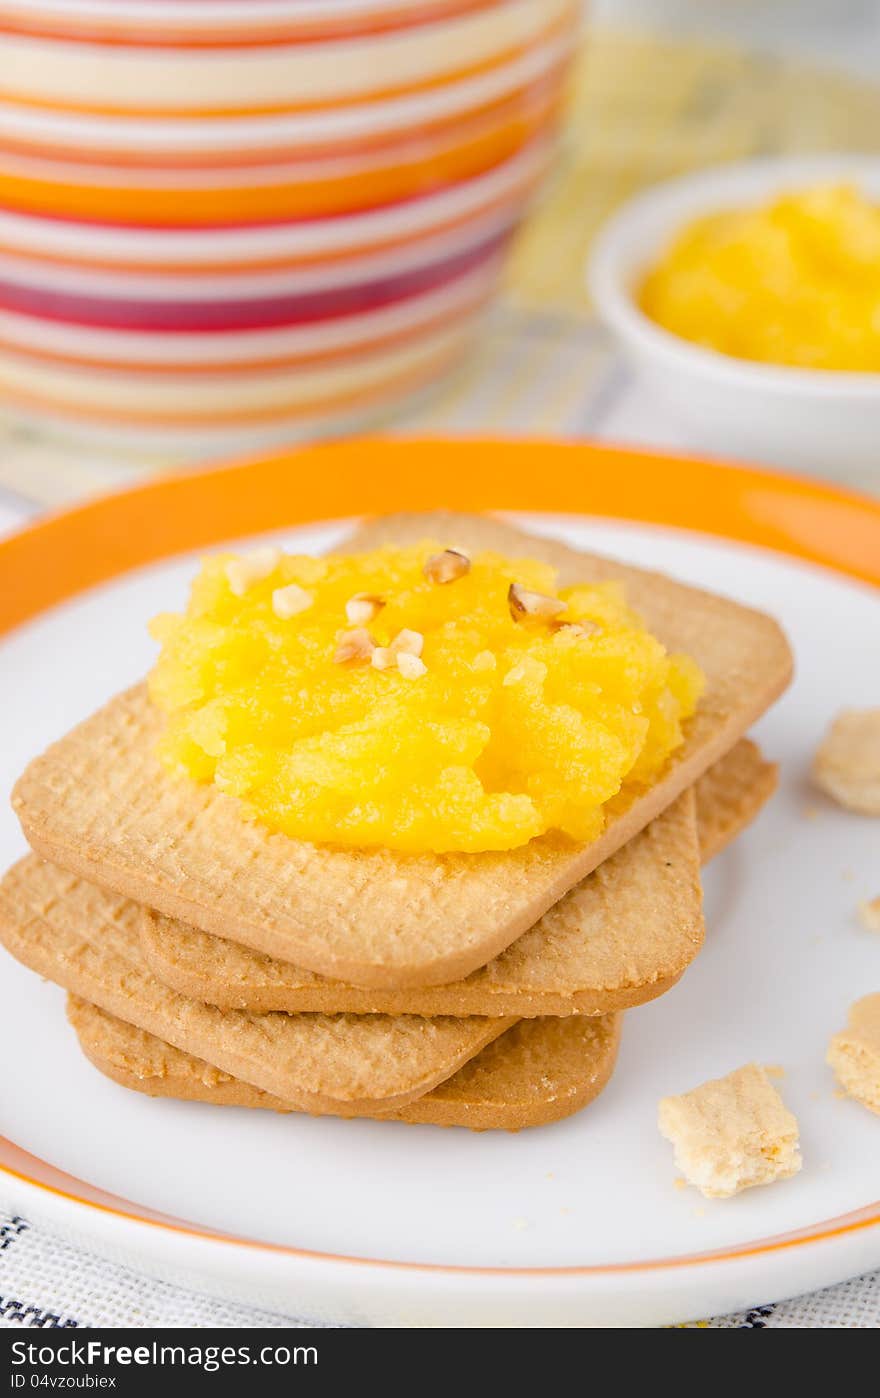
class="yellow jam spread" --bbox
[640,184,880,371]
[148,542,703,853]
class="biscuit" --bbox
[139,786,699,1017]
[693,738,778,863]
[13,513,792,989]
[140,741,775,1016]
[68,996,622,1131]
[813,708,880,815]
[827,993,880,1115]
[658,1063,802,1198]
[0,859,511,1114]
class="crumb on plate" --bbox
[813,709,880,815]
[827,993,880,1115]
[658,1063,802,1199]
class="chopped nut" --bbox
[508,582,566,622]
[390,628,424,658]
[397,652,427,679]
[224,547,281,597]
[423,549,470,584]
[371,629,424,669]
[372,631,427,677]
[333,628,375,664]
[472,650,496,672]
[371,646,395,671]
[551,618,598,638]
[345,593,384,626]
[858,897,880,932]
[272,582,313,619]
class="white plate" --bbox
[2,508,879,1327]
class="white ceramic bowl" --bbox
[587,155,880,473]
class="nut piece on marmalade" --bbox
[423,549,471,584]
[333,628,376,664]
[372,629,425,673]
[272,583,314,619]
[345,593,384,626]
[224,547,282,597]
[508,582,567,622]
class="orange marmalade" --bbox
[148,542,703,853]
[640,184,880,371]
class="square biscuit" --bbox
[13,512,792,989]
[138,741,776,1017]
[68,996,622,1132]
[658,1063,802,1198]
[0,857,511,1114]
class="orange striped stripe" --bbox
[0,99,559,225]
[0,1,501,50]
[2,67,564,171]
[2,346,464,428]
[0,12,576,118]
[0,174,540,275]
[0,285,491,376]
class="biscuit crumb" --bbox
[512,1218,530,1231]
[858,897,880,932]
[693,1207,706,1218]
[801,804,820,821]
[813,708,880,815]
[545,1172,555,1181]
[827,993,880,1115]
[674,1177,687,1191]
[658,1064,802,1199]
[559,1207,572,1216]
[841,868,856,883]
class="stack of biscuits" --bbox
[0,515,792,1131]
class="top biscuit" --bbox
[12,512,792,988]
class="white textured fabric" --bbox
[0,1208,877,1328]
[0,1212,309,1329]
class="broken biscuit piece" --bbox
[827,993,880,1116]
[658,1063,802,1198]
[813,709,880,815]
[858,898,880,933]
